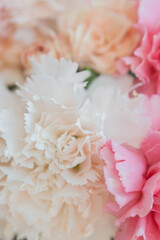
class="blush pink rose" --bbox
[100,129,160,239]
[124,0,160,94]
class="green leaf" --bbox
[79,66,99,89]
[7,84,18,91]
[128,70,136,79]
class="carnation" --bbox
[100,129,160,239]
[57,0,140,74]
[0,0,68,71]
[0,56,115,240]
[88,74,151,147]
[124,0,160,94]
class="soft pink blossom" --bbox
[145,94,160,131]
[100,129,160,239]
[124,0,160,94]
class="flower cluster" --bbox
[0,0,160,240]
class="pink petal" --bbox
[141,130,160,165]
[117,172,160,225]
[115,216,146,240]
[138,0,160,33]
[101,143,135,208]
[111,142,147,193]
[145,212,160,240]
[145,95,160,131]
[100,141,146,210]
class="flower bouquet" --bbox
[0,0,159,239]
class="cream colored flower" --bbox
[57,0,141,74]
[0,56,115,240]
[88,74,151,147]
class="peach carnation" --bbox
[57,0,141,74]
[21,34,70,71]
[0,0,69,72]
[0,24,69,74]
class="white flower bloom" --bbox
[0,56,115,240]
[88,74,151,147]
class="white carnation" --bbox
[0,56,115,240]
[88,74,151,147]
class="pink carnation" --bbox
[124,0,160,94]
[100,129,160,239]
[145,94,160,131]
